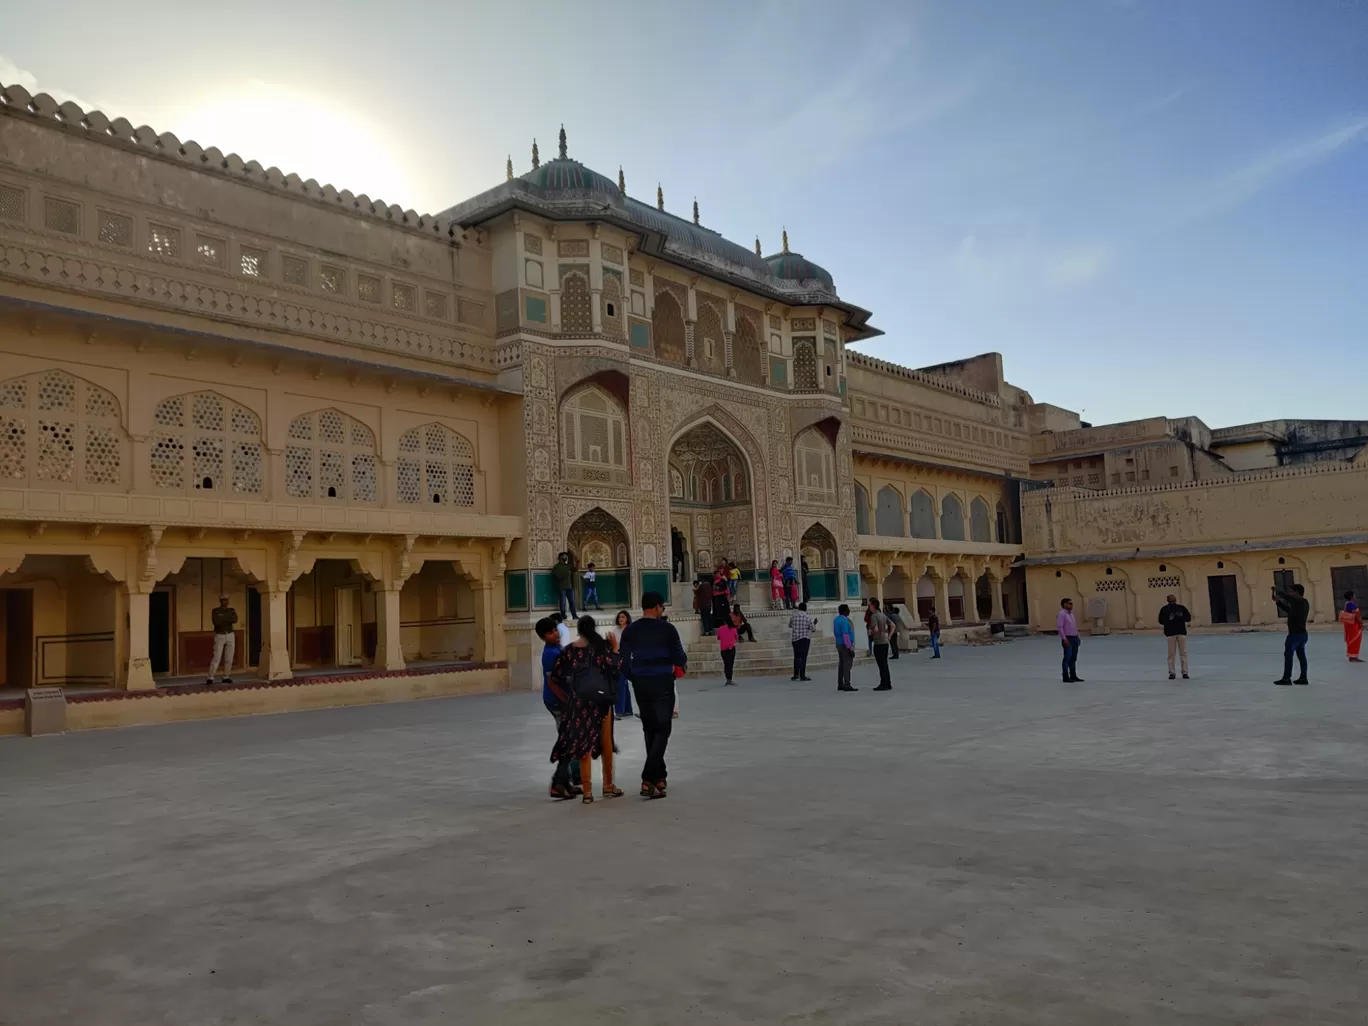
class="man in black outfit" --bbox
[618,591,688,798]
[1272,583,1311,686]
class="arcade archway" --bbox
[668,422,756,581]
[566,507,632,609]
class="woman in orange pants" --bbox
[1339,591,1362,662]
[549,616,624,803]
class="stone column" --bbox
[473,580,500,663]
[934,573,952,626]
[723,330,736,377]
[121,586,155,691]
[256,586,293,680]
[374,587,405,672]
[990,575,1006,622]
[874,558,885,604]
[685,321,697,366]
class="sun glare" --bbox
[172,82,418,210]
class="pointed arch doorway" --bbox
[667,421,757,584]
[566,508,632,609]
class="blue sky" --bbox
[3,0,1364,427]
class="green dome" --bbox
[521,158,619,195]
[765,251,835,292]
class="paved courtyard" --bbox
[1,633,1364,1025]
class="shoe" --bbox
[872,684,892,691]
[800,676,813,682]
[221,677,232,684]
[204,677,214,685]
[1182,673,1189,679]
[724,680,735,686]
[1169,673,1176,680]
[838,686,858,692]
[1071,676,1085,682]
[1274,679,1292,686]
[790,676,799,681]
[1294,678,1309,686]
[931,655,941,659]
[614,713,623,720]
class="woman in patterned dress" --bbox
[549,616,624,804]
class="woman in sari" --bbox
[549,615,624,803]
[1339,591,1362,662]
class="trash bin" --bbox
[25,687,66,736]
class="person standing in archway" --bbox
[1157,593,1191,679]
[781,557,799,609]
[551,552,577,619]
[800,555,811,604]
[712,563,732,628]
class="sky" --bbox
[3,0,1365,427]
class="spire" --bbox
[693,198,700,225]
[531,139,540,170]
[506,155,513,181]
[657,183,664,211]
[755,236,762,256]
[618,166,625,192]
[782,227,790,253]
[558,124,567,159]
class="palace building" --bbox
[2,83,1365,731]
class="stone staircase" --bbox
[685,625,839,678]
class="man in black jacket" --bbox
[1157,594,1191,680]
[618,591,688,798]
[1273,584,1311,685]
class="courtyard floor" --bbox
[1,633,1365,1025]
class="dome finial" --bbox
[506,155,513,181]
[618,165,625,192]
[693,198,700,225]
[755,236,762,256]
[558,123,567,159]
[782,227,790,253]
[657,183,664,211]
[531,139,540,170]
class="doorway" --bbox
[1330,565,1368,614]
[1272,569,1295,618]
[247,587,262,668]
[149,587,173,675]
[1,589,34,689]
[335,584,363,666]
[1207,575,1240,624]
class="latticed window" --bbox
[561,386,628,486]
[196,236,224,267]
[284,409,377,502]
[43,197,81,235]
[98,210,132,247]
[794,428,836,505]
[560,271,592,333]
[392,283,416,312]
[320,265,345,294]
[148,223,181,259]
[793,339,819,391]
[396,423,476,507]
[240,247,268,278]
[0,184,25,223]
[0,370,126,489]
[282,255,308,286]
[358,275,380,303]
[149,391,262,494]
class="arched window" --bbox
[941,493,965,541]
[793,340,819,391]
[875,485,905,537]
[910,490,937,538]
[601,269,624,339]
[653,288,686,363]
[560,270,592,333]
[969,497,992,542]
[734,311,764,385]
[285,409,377,502]
[150,391,261,494]
[396,423,476,507]
[0,369,126,490]
[854,483,870,534]
[793,428,836,504]
[697,300,724,375]
[669,465,684,499]
[562,386,629,486]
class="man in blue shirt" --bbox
[618,591,687,799]
[781,557,798,610]
[833,603,857,692]
[538,616,579,798]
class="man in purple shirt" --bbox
[1057,597,1083,682]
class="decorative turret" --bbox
[657,183,664,211]
[755,237,762,256]
[531,139,540,170]
[558,124,567,160]
[693,198,700,225]
[506,156,513,181]
[782,228,789,253]
[618,166,625,192]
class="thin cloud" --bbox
[0,56,96,110]
[1175,116,1368,224]
[952,232,1112,298]
[1135,85,1191,115]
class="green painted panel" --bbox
[807,569,840,600]
[838,376,847,396]
[769,357,787,386]
[583,570,631,610]
[640,571,671,603]
[845,572,861,598]
[525,295,548,323]
[505,570,528,611]
[532,570,560,608]
[629,321,651,349]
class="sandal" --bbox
[602,785,624,799]
[654,780,667,798]
[640,782,657,798]
[549,784,575,801]
[581,793,595,805]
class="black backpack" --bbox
[573,657,613,703]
